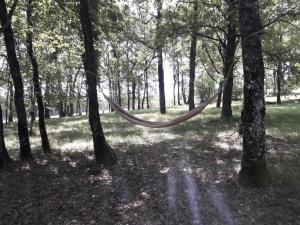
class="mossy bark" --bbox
[238,0,270,187]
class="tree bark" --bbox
[238,0,269,187]
[117,79,122,107]
[188,2,198,111]
[276,61,282,104]
[222,6,237,119]
[132,81,136,110]
[181,73,187,104]
[26,0,51,153]
[79,0,116,166]
[0,104,12,169]
[127,80,130,110]
[137,81,141,110]
[177,60,181,105]
[0,0,32,160]
[173,63,176,106]
[156,1,166,114]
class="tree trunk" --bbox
[276,61,282,104]
[117,79,122,107]
[177,60,181,105]
[222,8,237,119]
[137,81,141,110]
[188,2,198,111]
[156,2,166,114]
[26,0,51,153]
[173,62,176,106]
[79,0,116,166]
[0,0,32,160]
[8,81,13,122]
[238,0,269,187]
[127,80,130,110]
[132,81,136,110]
[142,68,150,110]
[0,104,12,169]
[181,73,187,104]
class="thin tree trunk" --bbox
[181,73,187,104]
[156,1,166,114]
[132,81,136,110]
[127,80,130,110]
[188,2,198,111]
[173,63,176,106]
[238,0,269,187]
[79,0,116,166]
[222,6,237,118]
[137,81,141,110]
[0,104,12,169]
[26,0,50,153]
[0,0,32,160]
[117,79,121,107]
[177,60,181,105]
[277,61,282,104]
[8,81,13,122]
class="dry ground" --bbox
[1,101,299,225]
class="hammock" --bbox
[101,80,226,128]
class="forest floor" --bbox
[1,100,300,225]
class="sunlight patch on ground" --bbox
[60,140,92,152]
[117,199,145,213]
[160,167,170,174]
[141,131,180,143]
[89,169,112,185]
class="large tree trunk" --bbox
[79,0,116,166]
[221,6,237,119]
[238,0,269,187]
[0,0,32,160]
[0,104,12,169]
[276,61,282,104]
[188,2,198,111]
[26,0,51,153]
[156,2,166,114]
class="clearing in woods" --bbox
[0,101,299,225]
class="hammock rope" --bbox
[100,80,227,128]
